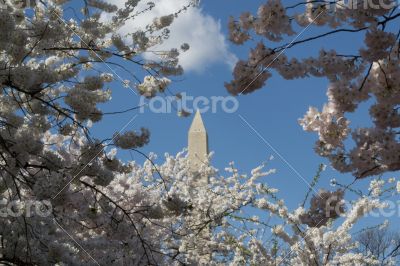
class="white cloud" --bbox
[108,0,237,73]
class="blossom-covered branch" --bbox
[226,0,400,178]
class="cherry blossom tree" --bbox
[226,0,400,178]
[355,227,400,265]
[3,133,394,265]
[0,0,195,264]
[156,157,397,265]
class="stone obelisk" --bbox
[188,110,209,184]
[188,110,211,263]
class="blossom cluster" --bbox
[227,0,400,178]
[137,76,171,98]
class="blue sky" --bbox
[87,0,400,227]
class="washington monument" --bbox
[188,110,209,184]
